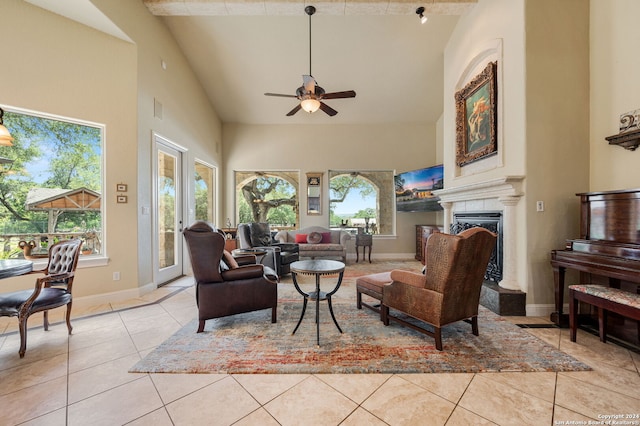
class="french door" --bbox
[153,135,185,285]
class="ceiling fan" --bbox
[264,5,356,117]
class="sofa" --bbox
[275,226,351,262]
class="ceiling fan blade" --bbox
[322,90,356,100]
[319,102,338,117]
[265,93,297,98]
[302,75,316,94]
[286,104,302,116]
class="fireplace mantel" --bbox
[433,176,524,203]
[433,176,525,292]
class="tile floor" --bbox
[1,273,639,426]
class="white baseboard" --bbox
[73,282,158,311]
[525,303,562,318]
[347,252,416,260]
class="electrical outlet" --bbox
[536,201,544,212]
[113,272,120,281]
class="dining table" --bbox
[0,259,33,279]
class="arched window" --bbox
[329,170,394,235]
[235,171,299,229]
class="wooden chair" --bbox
[381,227,496,350]
[0,239,82,358]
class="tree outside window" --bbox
[195,161,215,223]
[235,171,299,228]
[329,170,394,235]
[0,109,103,258]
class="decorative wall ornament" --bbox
[306,172,323,215]
[455,61,498,167]
[606,108,640,151]
[619,109,639,133]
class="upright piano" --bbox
[550,188,640,332]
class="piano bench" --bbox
[569,285,640,343]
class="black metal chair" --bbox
[0,239,82,358]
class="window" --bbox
[194,161,215,223]
[329,170,395,235]
[0,108,103,258]
[235,171,299,229]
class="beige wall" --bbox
[444,0,527,182]
[443,0,590,311]
[91,0,223,289]
[443,0,530,299]
[2,0,222,300]
[443,2,529,296]
[524,0,589,309]
[222,123,443,256]
[590,0,640,190]
[1,0,138,297]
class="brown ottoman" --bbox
[356,272,392,318]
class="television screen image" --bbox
[395,165,444,212]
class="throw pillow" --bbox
[249,222,272,247]
[295,233,308,243]
[307,231,322,244]
[321,232,332,243]
[222,250,239,269]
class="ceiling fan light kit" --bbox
[264,5,356,117]
[301,98,321,114]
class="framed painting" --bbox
[455,61,498,166]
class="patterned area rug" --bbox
[131,276,591,374]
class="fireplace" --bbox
[434,176,526,315]
[451,211,503,282]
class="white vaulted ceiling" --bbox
[29,0,476,125]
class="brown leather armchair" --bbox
[183,221,279,333]
[0,239,82,358]
[381,227,497,350]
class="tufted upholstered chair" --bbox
[183,221,279,333]
[380,227,497,351]
[0,238,82,358]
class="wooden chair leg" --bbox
[598,307,607,343]
[471,316,478,336]
[66,303,73,334]
[272,306,277,323]
[197,319,206,333]
[434,327,443,351]
[43,310,49,331]
[18,315,28,358]
[569,290,578,342]
[381,305,389,326]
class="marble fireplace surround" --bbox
[434,176,525,292]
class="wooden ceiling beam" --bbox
[143,0,477,16]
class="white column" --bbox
[440,201,453,234]
[498,196,522,291]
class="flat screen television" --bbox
[395,164,444,212]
